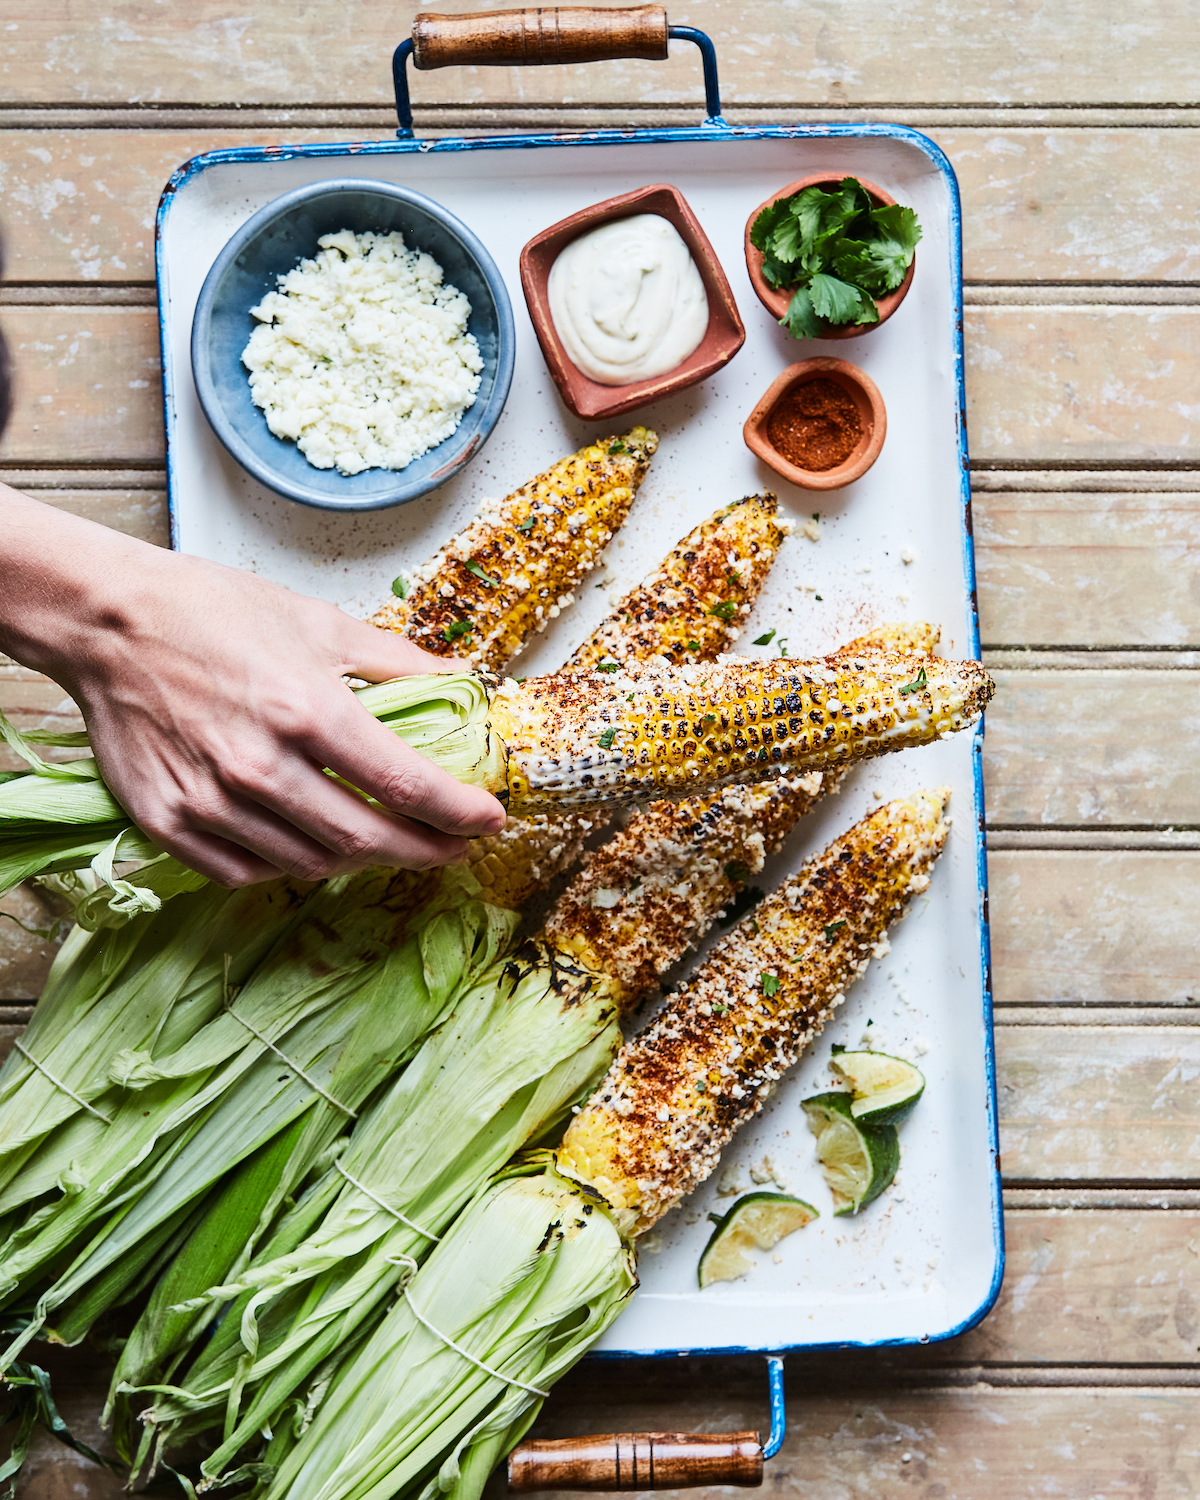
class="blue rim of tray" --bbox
[155,118,1002,1362]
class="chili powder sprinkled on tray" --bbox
[766,378,863,472]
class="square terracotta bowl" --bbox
[520,183,745,421]
[744,357,886,491]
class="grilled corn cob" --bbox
[490,651,992,813]
[540,775,820,1011]
[559,788,951,1234]
[566,493,784,672]
[368,428,658,668]
[541,625,944,999]
[465,494,787,908]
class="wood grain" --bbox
[412,7,670,71]
[508,1431,761,1492]
[939,127,1200,283]
[0,883,65,1002]
[0,308,161,464]
[3,129,1198,286]
[953,1209,1200,1366]
[4,1,1199,106]
[527,1383,1200,1499]
[965,306,1200,464]
[975,490,1200,648]
[983,668,1200,828]
[998,1026,1200,1182]
[990,851,1200,1008]
[3,306,1200,467]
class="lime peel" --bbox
[801,1090,900,1216]
[831,1049,925,1126]
[698,1191,818,1287]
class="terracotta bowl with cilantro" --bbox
[744,174,919,341]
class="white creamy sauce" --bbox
[547,213,709,387]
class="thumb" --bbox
[336,613,462,682]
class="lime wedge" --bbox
[698,1191,819,1288]
[831,1048,925,1125]
[801,1091,900,1216]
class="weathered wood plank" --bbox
[0,308,161,464]
[966,305,1200,463]
[0,884,64,1002]
[3,306,1199,466]
[990,851,1200,1008]
[998,1027,1200,1182]
[0,129,346,283]
[941,127,1200,283]
[3,128,1198,285]
[975,491,1200,649]
[530,1380,1200,1499]
[4,1,1199,106]
[953,1210,1200,1366]
[984,668,1200,828]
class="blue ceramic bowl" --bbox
[191,179,515,511]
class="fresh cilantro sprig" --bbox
[750,177,921,339]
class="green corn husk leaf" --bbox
[0,876,313,1179]
[0,673,503,906]
[124,941,622,1475]
[0,868,514,1362]
[251,1157,635,1500]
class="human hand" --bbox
[0,488,506,887]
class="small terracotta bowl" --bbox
[744,174,916,341]
[520,183,745,421]
[744,357,886,491]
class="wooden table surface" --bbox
[1,3,1198,1494]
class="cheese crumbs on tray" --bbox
[241,228,483,475]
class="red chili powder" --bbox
[766,378,864,472]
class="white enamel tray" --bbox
[157,121,1002,1360]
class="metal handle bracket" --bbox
[391,12,725,136]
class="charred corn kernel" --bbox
[466,497,789,906]
[568,494,784,672]
[491,652,993,815]
[558,789,950,1234]
[542,773,825,1012]
[466,811,596,911]
[368,427,658,671]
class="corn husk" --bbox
[245,1157,634,1500]
[0,876,312,1180]
[116,941,622,1473]
[0,868,516,1367]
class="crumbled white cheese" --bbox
[242,229,482,476]
[799,519,821,542]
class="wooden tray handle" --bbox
[508,1430,763,1491]
[412,6,670,70]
